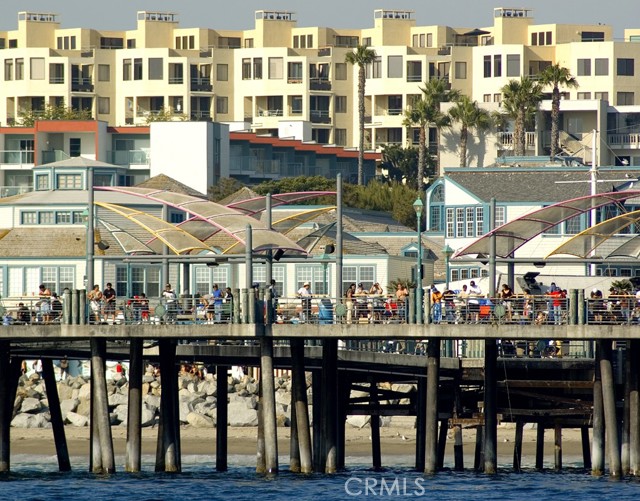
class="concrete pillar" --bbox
[322,340,338,473]
[291,339,312,473]
[0,342,10,472]
[156,339,179,472]
[630,340,640,476]
[126,339,143,472]
[554,424,562,471]
[425,338,440,474]
[483,340,498,474]
[415,376,426,471]
[513,421,523,472]
[599,341,622,478]
[536,424,545,470]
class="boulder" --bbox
[346,415,370,429]
[77,382,91,400]
[275,390,291,406]
[56,384,74,401]
[20,397,42,414]
[66,411,89,427]
[141,405,156,427]
[186,412,214,428]
[60,398,79,420]
[391,384,415,394]
[228,401,258,426]
[76,399,91,417]
[108,392,128,407]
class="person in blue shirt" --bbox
[212,284,223,323]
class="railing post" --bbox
[63,290,72,324]
[408,289,415,324]
[568,289,577,325]
[232,288,240,324]
[577,289,585,325]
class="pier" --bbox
[1,314,639,479]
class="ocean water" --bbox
[1,454,639,500]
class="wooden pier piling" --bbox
[535,424,545,470]
[415,376,426,471]
[424,338,440,474]
[592,345,605,476]
[322,339,338,473]
[0,342,10,472]
[311,370,323,472]
[90,338,115,473]
[630,340,639,476]
[554,424,562,471]
[156,339,179,473]
[513,421,523,472]
[290,339,312,473]
[42,358,71,472]
[126,339,143,472]
[259,337,279,473]
[216,365,229,472]
[599,341,622,478]
[483,339,498,474]
[370,380,382,471]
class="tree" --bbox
[345,45,377,185]
[500,77,543,156]
[539,64,579,157]
[16,103,92,127]
[420,78,460,177]
[402,99,439,191]
[380,144,418,185]
[144,106,188,124]
[448,95,492,167]
[207,177,245,202]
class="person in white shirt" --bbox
[468,280,482,323]
[297,282,312,322]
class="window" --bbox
[268,57,283,79]
[133,58,142,80]
[29,58,45,80]
[531,33,537,46]
[55,211,72,224]
[291,96,302,114]
[127,39,136,49]
[69,138,81,157]
[617,92,635,105]
[341,266,375,297]
[98,64,110,81]
[335,63,347,80]
[287,61,302,82]
[116,265,161,298]
[297,265,328,295]
[56,174,82,189]
[242,58,251,79]
[582,31,605,42]
[335,128,347,146]
[15,58,24,80]
[483,94,491,103]
[253,58,263,79]
[454,61,467,79]
[577,92,591,100]
[493,93,501,103]
[216,96,228,114]
[577,58,591,76]
[445,206,487,238]
[100,37,123,49]
[148,58,163,80]
[493,55,502,77]
[307,35,313,48]
[21,211,38,225]
[123,59,131,81]
[216,63,228,81]
[4,59,13,81]
[387,55,402,78]
[252,265,285,295]
[546,32,552,45]
[617,58,635,76]
[35,174,49,190]
[372,56,382,79]
[595,91,609,101]
[565,215,582,234]
[495,207,505,227]
[98,97,110,114]
[335,95,347,113]
[594,58,608,76]
[506,54,520,77]
[427,33,433,47]
[483,56,491,78]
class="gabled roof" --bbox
[136,174,205,197]
[445,168,639,203]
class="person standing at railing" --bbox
[468,280,482,323]
[431,285,443,324]
[297,282,312,323]
[547,285,565,326]
[16,302,31,324]
[36,284,51,324]
[457,284,470,323]
[268,279,279,323]
[212,284,223,323]
[500,283,514,322]
[345,283,356,324]
[396,283,409,323]
[162,283,177,324]
[87,284,103,324]
[102,283,117,324]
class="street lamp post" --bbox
[442,243,454,356]
[413,197,424,324]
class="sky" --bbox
[0,0,637,37]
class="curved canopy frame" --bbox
[96,202,214,255]
[97,187,307,255]
[97,219,155,255]
[453,191,640,258]
[546,209,640,258]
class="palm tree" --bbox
[448,96,492,167]
[500,77,543,156]
[345,45,377,185]
[420,78,460,176]
[539,64,579,157]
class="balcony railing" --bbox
[49,76,64,84]
[257,109,283,117]
[386,108,403,116]
[608,133,640,149]
[287,77,303,84]
[497,131,536,149]
[406,74,421,82]
[0,186,33,198]
[310,110,331,123]
[190,111,212,121]
[41,150,70,164]
[310,77,331,91]
[107,149,150,166]
[0,150,34,165]
[71,77,94,92]
[168,76,184,84]
[190,77,212,92]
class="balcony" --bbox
[0,186,33,198]
[497,131,536,149]
[608,133,640,149]
[190,111,212,121]
[386,108,403,116]
[49,76,64,84]
[168,76,184,84]
[257,109,283,117]
[107,149,150,166]
[71,77,94,92]
[310,77,331,91]
[310,110,331,124]
[41,150,70,164]
[0,150,34,165]
[190,77,212,92]
[317,47,331,57]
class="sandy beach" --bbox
[9,424,586,462]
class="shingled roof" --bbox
[446,168,638,203]
[136,174,206,198]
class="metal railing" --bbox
[0,150,34,164]
[608,133,640,148]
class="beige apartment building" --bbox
[1,8,640,166]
